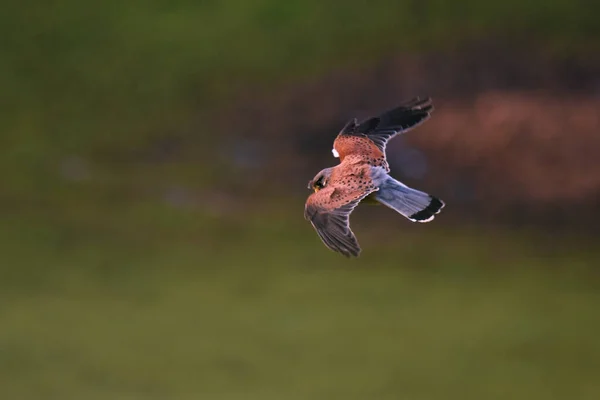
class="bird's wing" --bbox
[335,97,433,157]
[304,178,378,257]
[332,135,389,171]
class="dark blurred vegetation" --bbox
[2,1,600,398]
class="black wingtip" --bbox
[409,196,445,223]
[339,118,359,135]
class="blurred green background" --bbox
[2,1,600,399]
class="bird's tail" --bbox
[375,176,444,222]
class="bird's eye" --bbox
[312,176,327,191]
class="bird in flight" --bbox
[304,97,444,257]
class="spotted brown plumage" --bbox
[305,157,380,257]
[333,135,390,172]
[333,97,434,172]
[305,97,444,257]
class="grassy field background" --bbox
[2,204,600,399]
[2,1,600,398]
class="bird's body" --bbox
[305,97,444,257]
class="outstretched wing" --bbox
[357,97,433,153]
[304,183,377,257]
[334,97,434,159]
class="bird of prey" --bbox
[305,97,444,257]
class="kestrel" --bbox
[305,97,445,257]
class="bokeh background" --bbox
[2,1,600,399]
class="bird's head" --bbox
[307,168,333,193]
